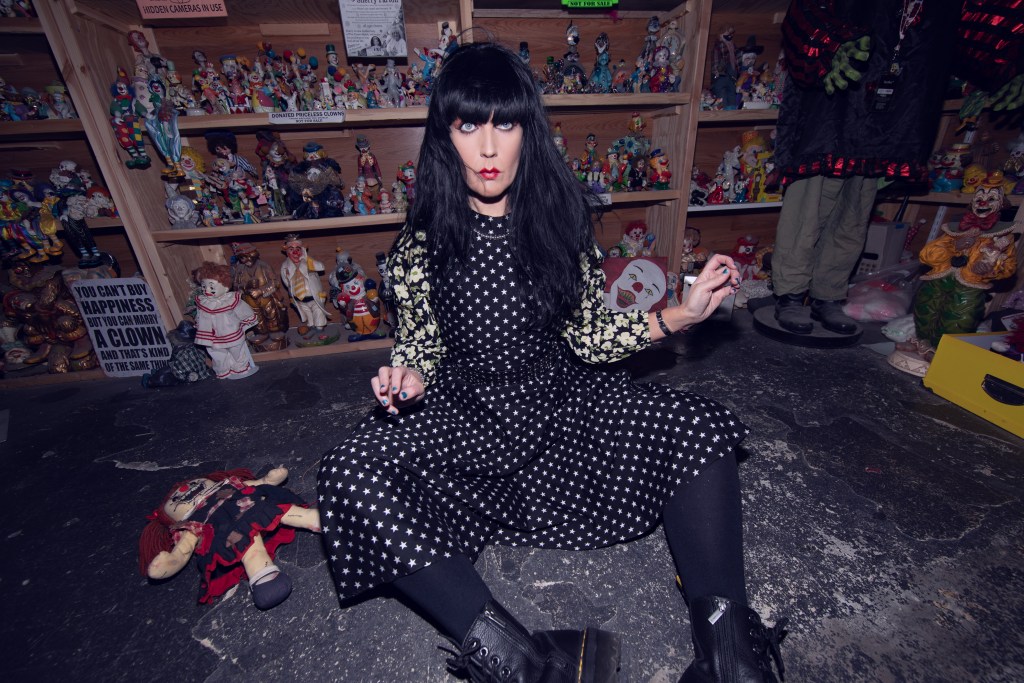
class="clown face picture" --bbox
[602,256,669,312]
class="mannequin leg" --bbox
[771,176,829,298]
[810,175,879,301]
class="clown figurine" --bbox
[231,241,289,350]
[280,233,330,331]
[109,69,151,169]
[731,234,760,281]
[355,134,383,189]
[333,264,386,342]
[192,261,259,380]
[891,175,1019,375]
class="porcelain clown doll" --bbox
[192,261,259,379]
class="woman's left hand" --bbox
[657,254,740,335]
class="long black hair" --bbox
[408,41,596,329]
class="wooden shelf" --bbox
[0,17,44,34]
[0,118,85,141]
[544,93,689,109]
[1,367,107,387]
[688,201,783,213]
[255,336,393,362]
[878,191,1023,207]
[171,93,691,134]
[151,212,407,242]
[603,189,681,205]
[176,109,428,134]
[697,108,779,124]
[90,216,124,230]
[150,188,680,243]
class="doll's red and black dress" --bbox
[172,476,306,603]
[317,215,748,601]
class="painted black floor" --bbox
[2,310,1022,683]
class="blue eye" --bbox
[494,121,515,131]
[457,121,476,133]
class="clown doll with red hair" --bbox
[138,467,320,610]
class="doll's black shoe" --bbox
[249,564,292,610]
[773,293,812,334]
[444,600,621,682]
[680,596,788,683]
[809,298,857,335]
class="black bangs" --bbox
[431,44,539,126]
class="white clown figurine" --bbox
[193,261,259,379]
[280,233,330,330]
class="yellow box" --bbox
[923,332,1024,438]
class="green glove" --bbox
[991,73,1024,111]
[958,89,989,120]
[824,35,871,95]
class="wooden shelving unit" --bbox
[9,0,702,373]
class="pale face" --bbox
[450,116,522,215]
[162,477,223,522]
[200,277,228,297]
[286,244,304,263]
[607,258,665,312]
[971,186,1002,218]
[344,277,365,298]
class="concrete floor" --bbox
[2,311,1022,683]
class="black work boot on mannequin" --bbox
[773,292,812,334]
[809,298,857,334]
[680,596,788,683]
[444,600,621,683]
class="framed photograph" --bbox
[601,256,669,313]
[338,0,407,58]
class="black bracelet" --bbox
[656,309,673,336]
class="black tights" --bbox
[391,453,747,642]
[662,451,748,606]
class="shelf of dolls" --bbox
[148,188,682,243]
[175,109,430,134]
[150,211,407,242]
[169,94,691,136]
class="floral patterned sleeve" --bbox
[387,226,446,387]
[561,246,652,364]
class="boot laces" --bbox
[440,640,513,681]
[761,618,789,681]
[440,641,479,677]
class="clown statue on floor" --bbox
[192,261,259,380]
[889,174,1019,375]
[138,467,321,610]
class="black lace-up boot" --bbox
[443,600,621,683]
[680,595,788,683]
[773,293,812,334]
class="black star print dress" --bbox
[317,213,748,600]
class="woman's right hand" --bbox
[371,366,425,415]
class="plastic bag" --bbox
[881,314,915,342]
[842,264,920,323]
